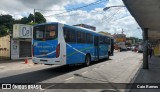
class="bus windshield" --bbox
[33,24,57,40]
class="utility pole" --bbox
[34,9,35,23]
[143,28,149,69]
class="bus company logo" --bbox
[2,84,11,89]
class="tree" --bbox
[35,12,46,23]
[0,25,9,36]
[0,15,14,32]
[14,19,21,24]
[0,12,46,36]
[28,14,34,23]
[20,17,28,24]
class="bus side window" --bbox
[63,27,76,43]
[63,28,70,42]
[105,37,109,44]
[81,32,86,43]
[99,36,103,44]
[70,29,76,43]
[86,33,93,44]
[90,34,93,43]
[77,31,81,43]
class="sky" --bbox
[0,0,142,39]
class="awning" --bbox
[122,0,160,43]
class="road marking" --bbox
[106,63,109,64]
[100,65,104,67]
[65,77,74,81]
[93,68,97,70]
[82,71,88,75]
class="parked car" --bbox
[138,44,143,53]
[127,46,131,50]
[131,46,138,52]
[118,42,127,51]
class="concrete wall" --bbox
[0,35,10,60]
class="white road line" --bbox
[65,77,74,81]
[93,68,97,70]
[100,65,104,67]
[82,71,88,75]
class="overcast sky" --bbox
[0,0,142,38]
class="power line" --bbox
[37,0,106,12]
[35,9,66,11]
[97,8,121,25]
[46,10,103,18]
[43,0,107,17]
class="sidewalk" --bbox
[0,59,42,72]
[129,56,160,92]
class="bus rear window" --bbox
[33,24,57,40]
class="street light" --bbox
[103,5,125,11]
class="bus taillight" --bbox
[56,44,60,58]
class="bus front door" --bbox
[94,36,99,61]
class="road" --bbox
[0,51,142,92]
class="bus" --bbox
[32,22,113,66]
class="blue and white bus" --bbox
[32,22,113,66]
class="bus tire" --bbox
[85,54,91,66]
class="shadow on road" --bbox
[0,58,111,83]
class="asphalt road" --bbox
[0,51,143,92]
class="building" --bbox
[113,33,126,43]
[98,31,111,36]
[11,24,32,60]
[73,24,96,31]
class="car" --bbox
[131,46,138,52]
[118,42,127,51]
[138,44,143,53]
[127,46,131,50]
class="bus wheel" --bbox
[85,55,91,66]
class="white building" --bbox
[11,24,32,60]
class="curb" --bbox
[125,63,143,92]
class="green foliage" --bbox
[126,37,140,43]
[28,14,34,22]
[20,17,28,24]
[0,15,14,33]
[0,12,46,36]
[35,12,46,23]
[14,19,21,24]
[0,25,9,36]
[27,22,37,25]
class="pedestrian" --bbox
[149,47,153,58]
[110,44,114,55]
